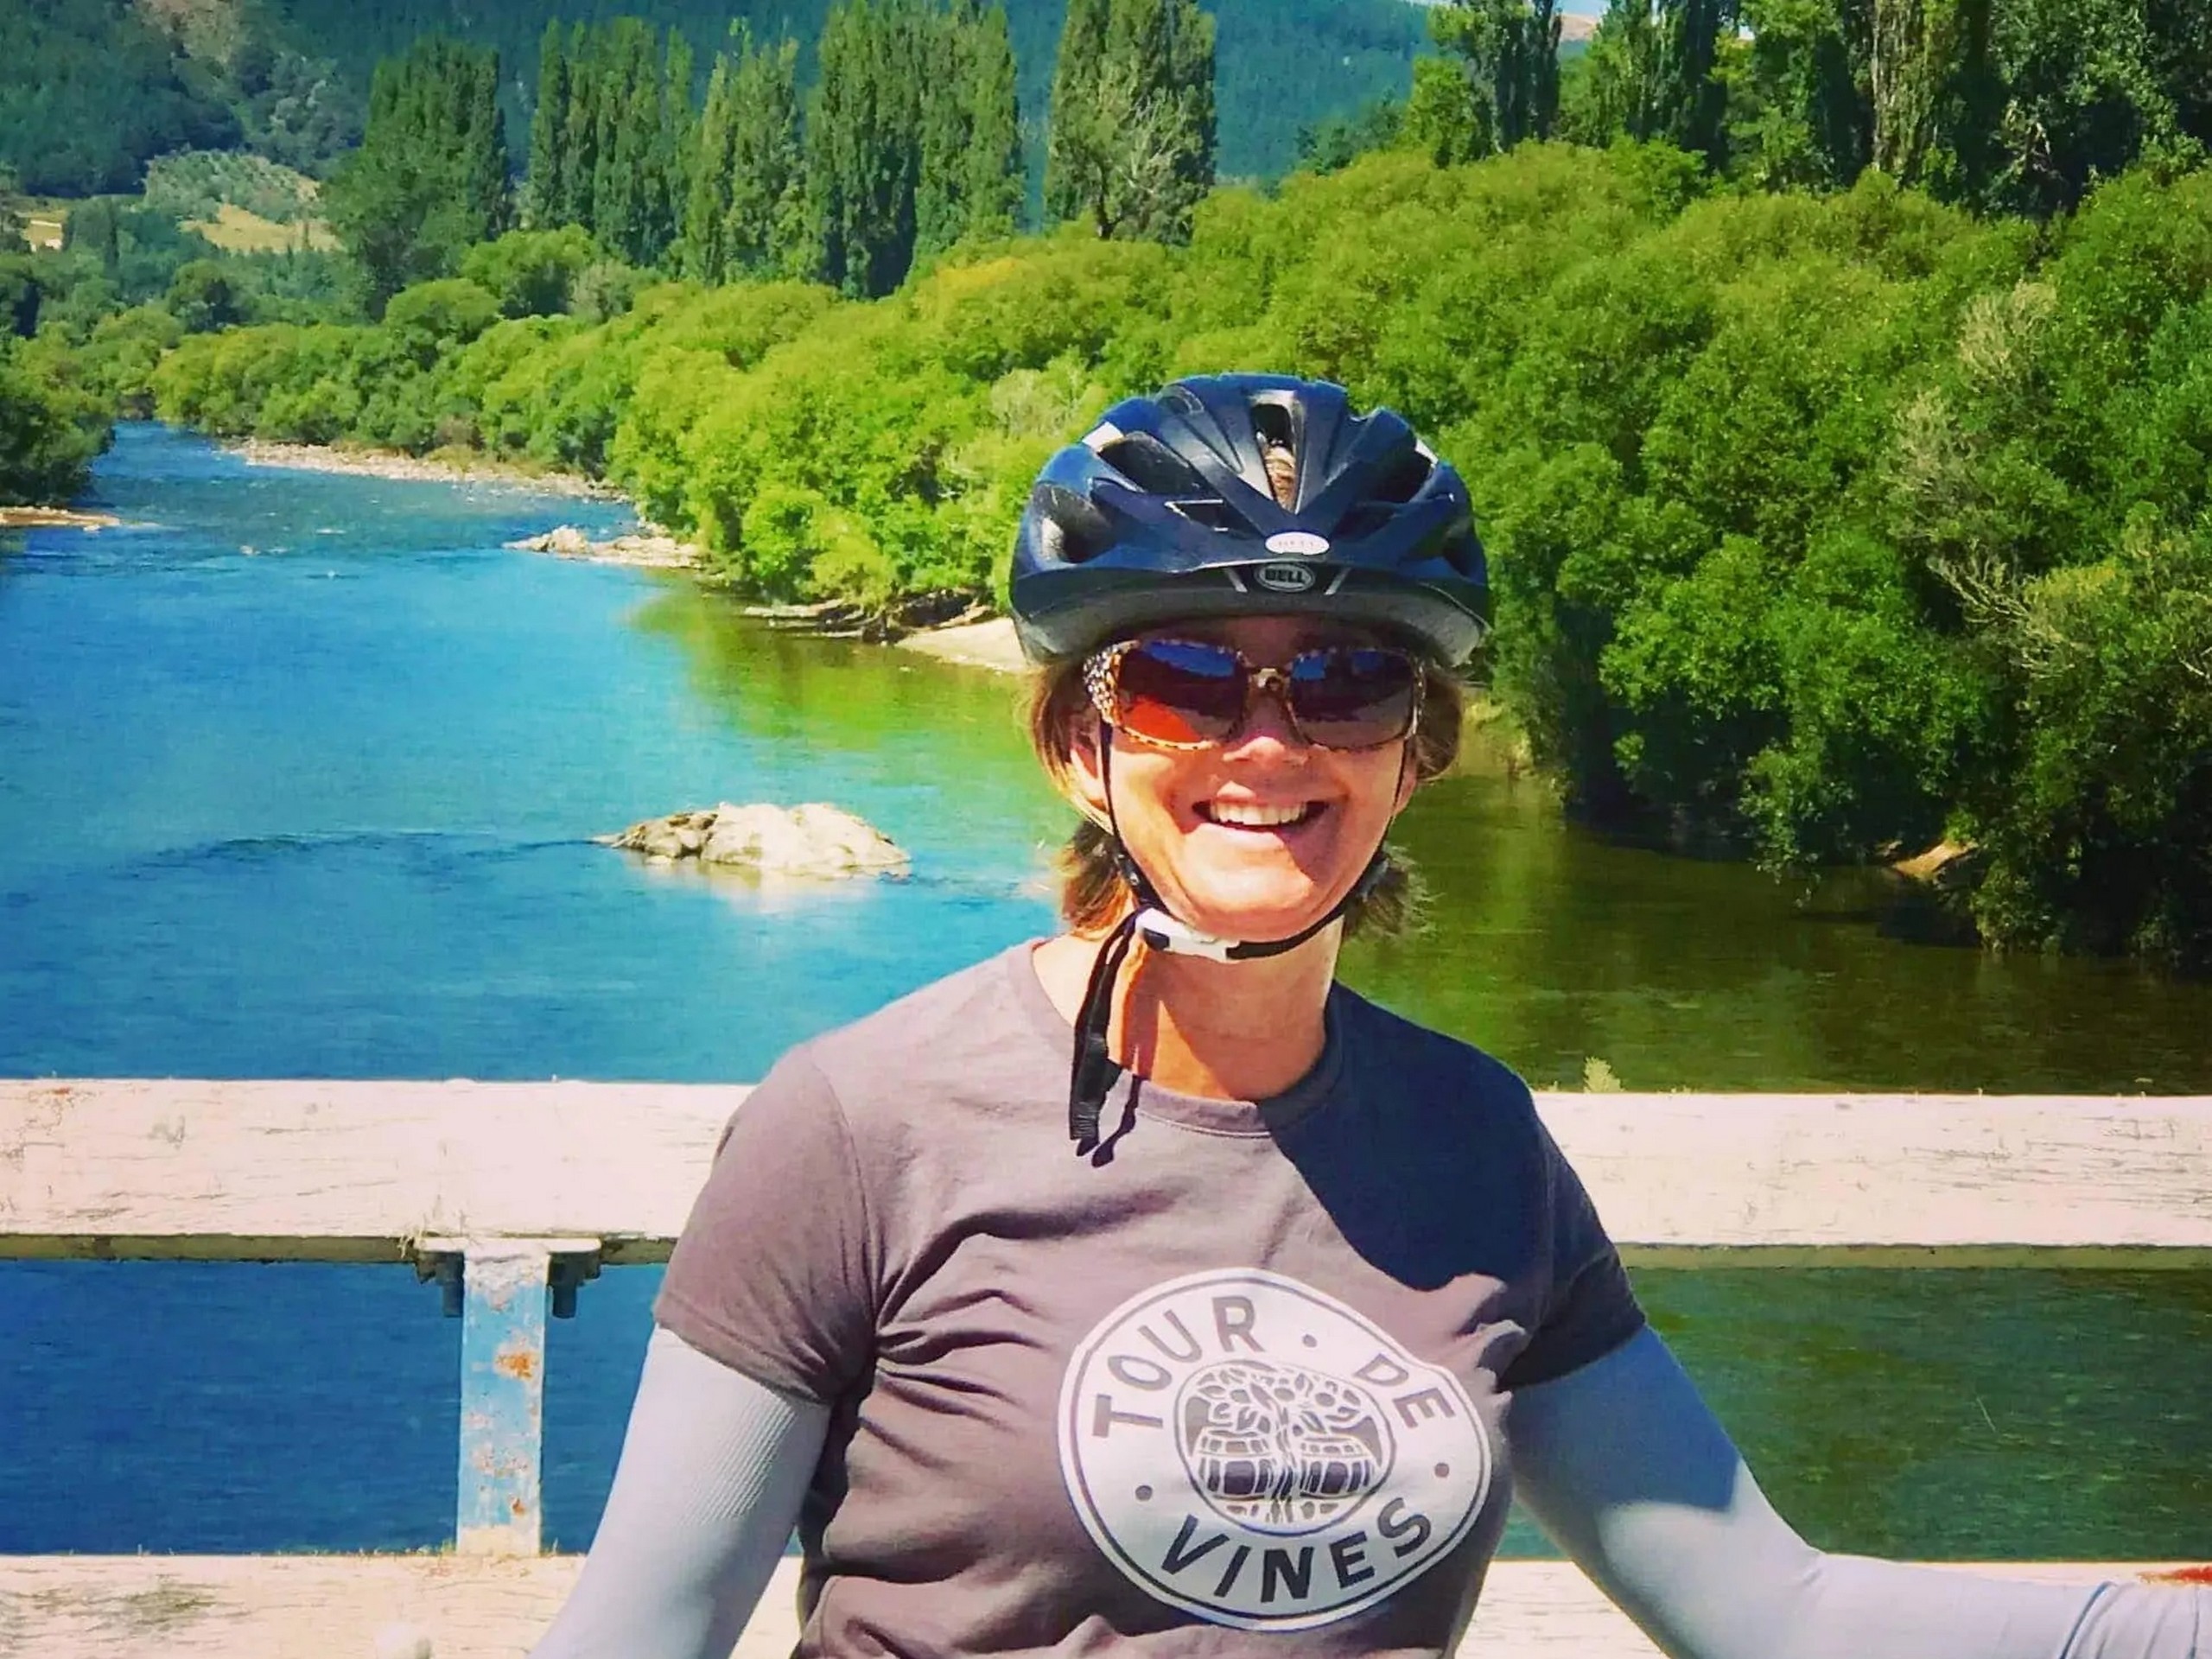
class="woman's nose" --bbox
[1228,679,1306,753]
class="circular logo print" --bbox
[1265,531,1332,556]
[1058,1269,1491,1631]
[1253,562,1318,594]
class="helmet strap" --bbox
[1066,718,1399,1153]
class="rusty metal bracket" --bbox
[411,1236,602,1557]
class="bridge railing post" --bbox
[416,1236,602,1558]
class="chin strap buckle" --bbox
[1132,907,1238,962]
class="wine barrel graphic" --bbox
[1177,1359,1391,1534]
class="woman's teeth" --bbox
[1202,801,1316,828]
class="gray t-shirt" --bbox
[657,941,1645,1656]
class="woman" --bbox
[532,376,2203,1658]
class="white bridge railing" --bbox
[3,1078,2208,1657]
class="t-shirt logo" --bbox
[1057,1268,1491,1630]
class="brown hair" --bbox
[1026,652,1465,939]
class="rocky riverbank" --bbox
[0,506,122,531]
[231,439,616,498]
[505,524,700,569]
[223,436,1027,665]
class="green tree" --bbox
[1046,0,1216,241]
[0,337,110,505]
[1560,0,1727,160]
[0,256,40,338]
[461,226,599,316]
[728,38,812,278]
[682,45,743,284]
[167,259,246,333]
[1658,0,1734,163]
[1046,0,1110,224]
[556,22,598,232]
[1426,0,1566,154]
[524,20,571,230]
[809,0,926,296]
[963,6,1025,239]
[321,38,510,316]
[1719,0,1869,188]
[918,3,1027,258]
[0,164,22,250]
[1404,56,1496,163]
[551,19,695,269]
[682,26,810,284]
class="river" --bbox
[2,424,2205,1560]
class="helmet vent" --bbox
[1368,448,1434,505]
[1249,399,1295,452]
[1167,499,1240,531]
[1096,434,1206,496]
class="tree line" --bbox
[265,0,1419,186]
[322,0,1212,313]
[1393,0,2212,218]
[149,144,2212,967]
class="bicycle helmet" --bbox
[1010,374,1491,665]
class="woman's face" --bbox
[1066,614,1420,943]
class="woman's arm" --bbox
[1506,1327,2205,1659]
[527,1325,830,1659]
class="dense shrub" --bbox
[0,336,111,503]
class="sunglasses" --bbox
[1084,637,1424,752]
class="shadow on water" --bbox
[1345,736,2212,1095]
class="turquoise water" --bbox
[1,425,2205,1560]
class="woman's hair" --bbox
[1025,651,1465,940]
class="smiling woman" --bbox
[524,378,2211,1659]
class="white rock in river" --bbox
[603,803,907,878]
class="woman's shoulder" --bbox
[781,940,1062,1127]
[1329,983,1541,1123]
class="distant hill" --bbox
[0,0,1427,199]
[0,0,362,195]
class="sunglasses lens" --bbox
[1113,639,1245,745]
[1287,647,1419,748]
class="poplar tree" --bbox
[524,20,569,229]
[1656,0,1732,163]
[681,29,807,283]
[682,46,741,283]
[1044,0,1111,227]
[1046,0,1215,242]
[556,22,597,231]
[916,3,1023,258]
[588,22,656,265]
[963,6,1023,240]
[322,37,510,315]
[916,7,976,260]
[808,0,925,297]
[726,37,810,276]
[650,30,697,264]
[1426,0,1566,156]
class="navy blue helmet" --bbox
[1009,374,1491,664]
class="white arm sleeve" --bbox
[1506,1326,2206,1659]
[528,1325,830,1659]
